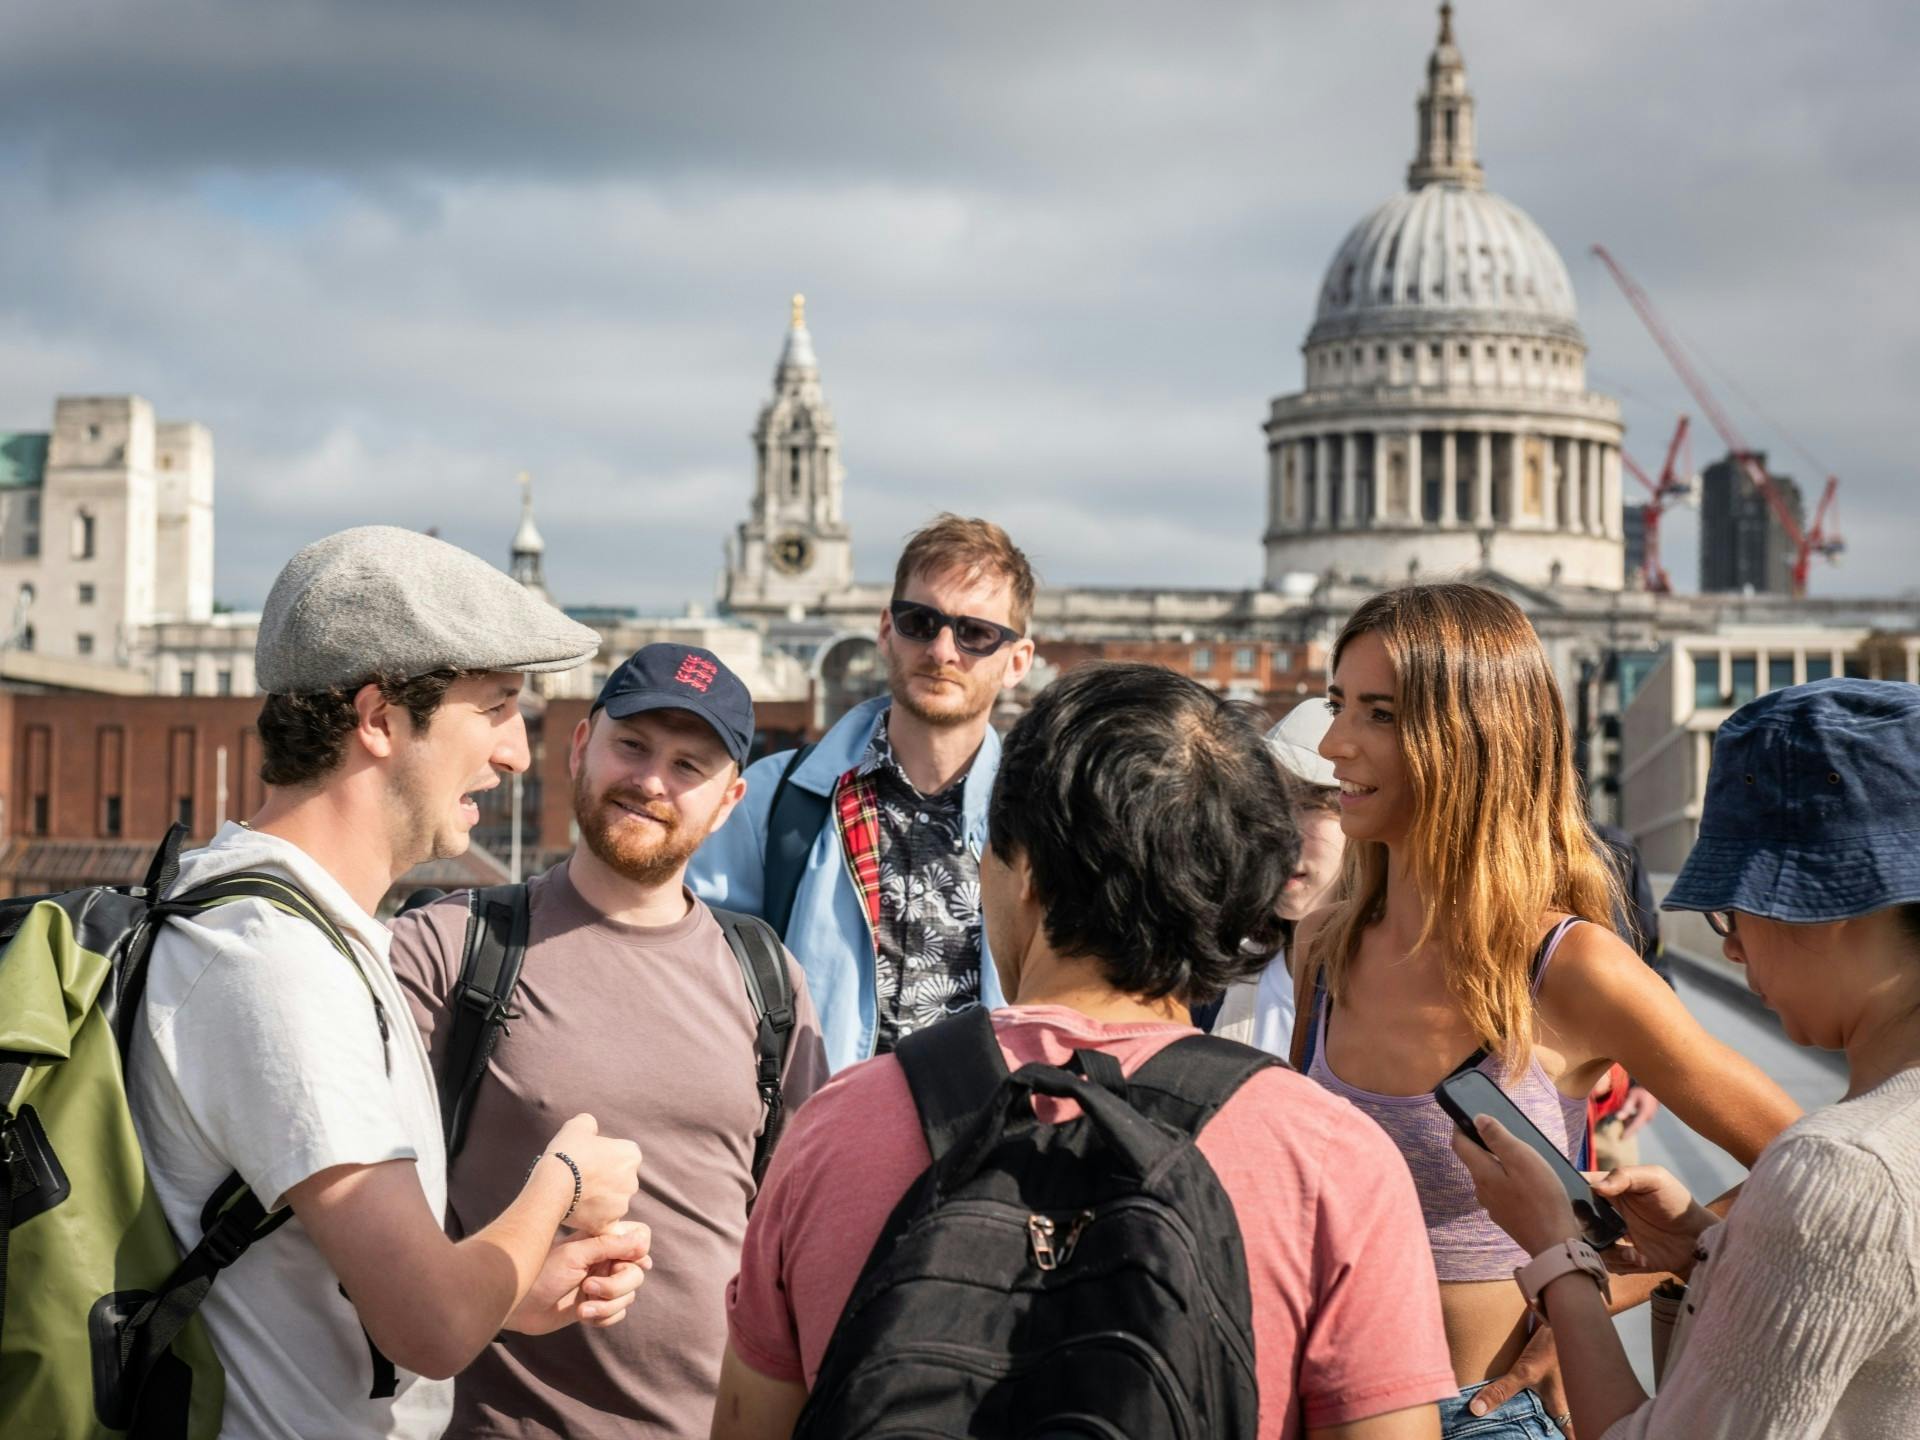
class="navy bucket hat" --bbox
[1664,678,1920,923]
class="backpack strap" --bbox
[896,1005,1009,1166]
[0,1057,32,1354]
[163,872,389,1070]
[763,743,830,942]
[103,873,384,1407]
[710,907,797,1191]
[440,884,532,1160]
[1124,1034,1279,1138]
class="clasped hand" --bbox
[1449,1114,1719,1274]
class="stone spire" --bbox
[777,291,818,374]
[1407,2,1484,190]
[510,470,550,601]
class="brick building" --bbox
[0,689,509,907]
[1032,638,1328,724]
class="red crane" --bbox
[1620,415,1692,593]
[1591,244,1844,597]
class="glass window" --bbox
[176,796,194,832]
[1192,647,1213,672]
[1693,653,1721,710]
[179,672,196,697]
[1234,647,1255,673]
[76,633,94,656]
[1730,656,1757,707]
[1844,655,1869,679]
[77,583,94,605]
[1804,654,1833,682]
[103,796,122,838]
[217,669,233,696]
[1768,657,1795,691]
[1617,652,1659,707]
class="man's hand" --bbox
[1613,1084,1660,1139]
[1589,1166,1715,1279]
[543,1113,643,1234]
[1467,1324,1568,1430]
[509,1221,653,1336]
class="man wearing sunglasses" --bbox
[691,514,1037,1070]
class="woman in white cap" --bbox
[1207,699,1345,1054]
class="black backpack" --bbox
[793,1006,1276,1439]
[434,883,796,1187]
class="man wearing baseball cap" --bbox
[1204,699,1347,1053]
[128,527,651,1439]
[391,643,829,1440]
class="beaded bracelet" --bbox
[527,1150,583,1223]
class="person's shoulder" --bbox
[387,888,473,976]
[776,1049,917,1172]
[1208,1059,1394,1165]
[1538,911,1649,992]
[1765,1078,1920,1201]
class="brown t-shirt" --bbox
[389,863,829,1440]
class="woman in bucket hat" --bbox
[1459,678,1920,1438]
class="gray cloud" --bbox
[0,0,1913,610]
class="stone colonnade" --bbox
[1268,427,1622,538]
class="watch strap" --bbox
[1514,1237,1611,1315]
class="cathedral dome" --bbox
[1310,184,1580,343]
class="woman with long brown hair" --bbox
[1290,583,1799,1439]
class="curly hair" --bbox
[257,669,474,788]
[989,662,1298,1005]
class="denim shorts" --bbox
[1437,1381,1564,1439]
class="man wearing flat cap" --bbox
[391,643,828,1440]
[128,527,653,1440]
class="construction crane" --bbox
[1591,244,1844,598]
[1620,415,1692,593]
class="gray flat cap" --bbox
[257,525,602,694]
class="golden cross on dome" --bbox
[791,292,806,329]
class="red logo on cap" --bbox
[674,655,719,693]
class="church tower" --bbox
[509,470,551,604]
[723,295,854,616]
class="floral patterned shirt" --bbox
[854,715,983,1052]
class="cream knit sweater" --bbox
[1602,1067,1920,1440]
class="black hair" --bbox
[989,662,1300,1005]
[1898,903,1920,954]
[257,669,474,788]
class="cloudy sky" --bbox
[1,0,1913,611]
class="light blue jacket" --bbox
[687,695,1006,1072]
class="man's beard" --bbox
[573,772,715,886]
[887,648,997,728]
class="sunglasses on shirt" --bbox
[888,600,1024,658]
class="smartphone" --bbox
[1435,1068,1628,1250]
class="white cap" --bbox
[1266,700,1337,787]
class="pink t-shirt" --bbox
[726,1005,1456,1436]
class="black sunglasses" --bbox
[1705,910,1739,938]
[888,600,1023,658]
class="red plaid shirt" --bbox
[834,768,883,935]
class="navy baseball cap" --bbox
[1665,678,1920,923]
[591,644,754,767]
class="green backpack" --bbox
[0,826,369,1438]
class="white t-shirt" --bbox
[128,823,452,1440]
[1249,946,1298,1058]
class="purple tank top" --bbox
[1307,918,1591,1282]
